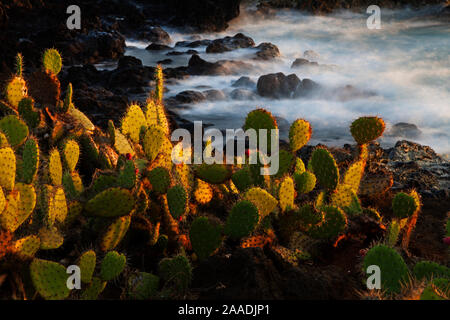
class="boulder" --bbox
[257,72,301,98]
[232,76,256,88]
[175,90,206,104]
[203,89,227,101]
[138,26,171,44]
[255,42,281,60]
[386,123,422,139]
[206,33,255,53]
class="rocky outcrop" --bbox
[206,33,255,53]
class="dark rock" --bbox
[117,56,143,69]
[388,140,444,164]
[175,39,212,48]
[255,42,281,60]
[293,78,320,98]
[187,54,252,76]
[167,49,199,56]
[206,33,255,53]
[230,89,257,100]
[291,58,319,68]
[145,43,172,51]
[203,89,227,101]
[257,72,301,99]
[175,90,206,104]
[157,59,173,65]
[138,26,171,44]
[232,76,256,88]
[331,85,376,102]
[303,50,320,61]
[386,123,422,139]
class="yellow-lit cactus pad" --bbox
[244,187,278,219]
[121,104,147,143]
[5,76,27,108]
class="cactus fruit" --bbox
[0,147,16,191]
[362,245,409,294]
[195,163,232,185]
[100,251,126,281]
[28,71,60,106]
[224,201,259,239]
[42,48,62,75]
[81,277,107,300]
[39,226,64,249]
[49,149,63,186]
[63,139,80,172]
[13,235,40,259]
[279,176,295,212]
[294,170,316,194]
[243,108,278,152]
[289,119,312,152]
[392,192,417,219]
[117,160,137,189]
[121,104,147,144]
[309,147,339,191]
[68,107,95,132]
[350,116,385,145]
[30,259,70,300]
[143,125,166,162]
[100,215,131,251]
[148,167,171,194]
[413,261,450,281]
[79,250,97,284]
[18,98,40,129]
[167,185,187,219]
[0,115,29,147]
[189,217,222,260]
[5,76,27,108]
[244,187,278,219]
[85,187,135,218]
[231,167,253,192]
[308,206,347,240]
[63,83,73,112]
[128,272,160,300]
[193,179,214,204]
[343,160,365,193]
[159,254,192,294]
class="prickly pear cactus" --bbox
[0,115,29,147]
[289,119,311,152]
[308,206,347,240]
[0,147,16,191]
[63,83,74,112]
[100,251,126,281]
[18,98,40,129]
[49,149,63,186]
[79,250,97,284]
[193,179,214,204]
[148,167,171,194]
[13,235,40,259]
[195,163,231,185]
[231,167,253,192]
[158,254,192,293]
[121,104,147,144]
[167,184,187,219]
[42,48,62,75]
[350,116,385,145]
[128,272,160,300]
[224,201,259,239]
[18,138,39,184]
[81,277,107,300]
[85,187,135,218]
[117,160,137,189]
[244,187,278,219]
[392,192,417,219]
[279,176,295,212]
[63,139,80,172]
[309,147,339,191]
[143,125,166,162]
[189,217,222,260]
[30,259,70,300]
[294,170,316,194]
[68,107,95,132]
[5,76,27,108]
[342,160,365,193]
[100,215,131,252]
[243,108,278,153]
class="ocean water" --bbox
[124,5,450,154]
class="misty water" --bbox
[124,5,450,154]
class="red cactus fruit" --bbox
[126,153,132,160]
[443,237,450,246]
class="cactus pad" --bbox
[308,206,347,240]
[189,217,222,260]
[148,167,171,194]
[86,187,135,218]
[18,98,40,129]
[350,116,385,145]
[224,201,259,239]
[279,176,295,212]
[14,235,40,259]
[100,251,126,281]
[63,140,80,172]
[68,107,95,132]
[309,147,339,191]
[0,147,16,191]
[289,119,312,152]
[30,259,70,300]
[167,185,187,219]
[392,192,417,219]
[158,254,192,293]
[244,187,278,219]
[194,179,214,204]
[294,170,316,194]
[128,272,160,300]
[42,49,62,75]
[121,104,147,144]
[5,76,27,108]
[79,250,97,284]
[100,215,131,252]
[39,226,64,249]
[243,108,278,152]
[143,125,166,162]
[0,115,29,147]
[195,163,231,184]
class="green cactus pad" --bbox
[309,148,339,191]
[392,192,417,219]
[68,107,95,132]
[100,215,131,252]
[294,170,316,194]
[294,157,306,175]
[18,138,39,184]
[243,108,278,152]
[128,272,160,300]
[81,277,107,300]
[63,139,80,172]
[386,220,401,247]
[190,217,222,260]
[42,48,62,75]
[224,201,259,239]
[49,149,63,186]
[18,98,40,129]
[244,187,278,219]
[289,119,312,152]
[0,191,20,232]
[362,245,409,294]
[167,185,187,219]
[195,163,232,185]
[413,261,450,281]
[159,254,192,292]
[100,251,126,281]
[0,147,16,191]
[79,250,96,284]
[30,259,70,300]
[343,160,365,193]
[308,206,347,240]
[89,174,118,197]
[63,83,74,112]
[62,171,83,199]
[85,187,135,218]
[148,167,171,194]
[0,115,29,147]
[350,116,385,145]
[14,235,40,259]
[117,160,137,189]
[279,176,295,212]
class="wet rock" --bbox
[175,90,206,104]
[145,43,172,51]
[232,76,256,88]
[230,89,258,100]
[388,140,444,164]
[157,59,173,65]
[175,39,212,48]
[254,42,281,60]
[117,56,143,69]
[167,49,199,56]
[187,54,252,76]
[291,58,319,68]
[203,89,227,101]
[386,123,422,139]
[206,33,255,53]
[293,78,321,98]
[257,72,301,98]
[138,26,171,45]
[108,63,155,88]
